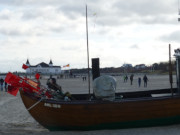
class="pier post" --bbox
[92,58,100,80]
[174,49,180,93]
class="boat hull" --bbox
[20,91,180,130]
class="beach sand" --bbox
[0,74,179,135]
[40,74,177,93]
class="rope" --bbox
[27,97,44,111]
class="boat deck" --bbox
[24,88,179,104]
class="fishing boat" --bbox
[19,87,180,131]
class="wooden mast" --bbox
[86,5,91,98]
[169,44,173,96]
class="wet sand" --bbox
[0,74,179,135]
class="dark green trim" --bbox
[45,115,180,131]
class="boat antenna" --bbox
[179,0,180,14]
[86,5,91,98]
[169,44,173,97]
[178,0,180,21]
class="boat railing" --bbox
[70,88,177,100]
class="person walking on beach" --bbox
[130,74,134,85]
[123,75,126,83]
[138,77,141,87]
[125,75,128,82]
[124,75,128,83]
[4,82,7,92]
[143,75,148,87]
[82,76,86,81]
[0,78,4,91]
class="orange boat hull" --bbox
[20,90,180,130]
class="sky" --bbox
[0,0,180,72]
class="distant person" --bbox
[82,76,86,81]
[69,70,73,78]
[125,75,128,82]
[143,75,148,87]
[4,82,7,92]
[130,74,134,85]
[123,75,128,83]
[138,77,141,87]
[123,75,126,83]
[0,78,4,91]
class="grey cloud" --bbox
[0,0,177,37]
[114,0,175,16]
[21,10,40,20]
[0,0,85,7]
[57,4,85,19]
[50,26,64,33]
[0,24,64,37]
[0,26,45,36]
[21,7,58,21]
[0,0,176,16]
[0,0,177,26]
[0,9,12,20]
[0,28,23,36]
[97,27,112,35]
[90,0,177,26]
[130,44,139,49]
[0,14,10,20]
[160,30,180,42]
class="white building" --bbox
[25,59,62,75]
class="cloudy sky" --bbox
[0,0,179,72]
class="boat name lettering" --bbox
[44,103,61,108]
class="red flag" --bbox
[22,64,29,70]
[5,72,13,83]
[7,85,19,96]
[5,72,41,96]
[35,73,40,80]
[5,72,20,85]
[21,81,34,93]
[63,64,70,68]
[5,72,21,96]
